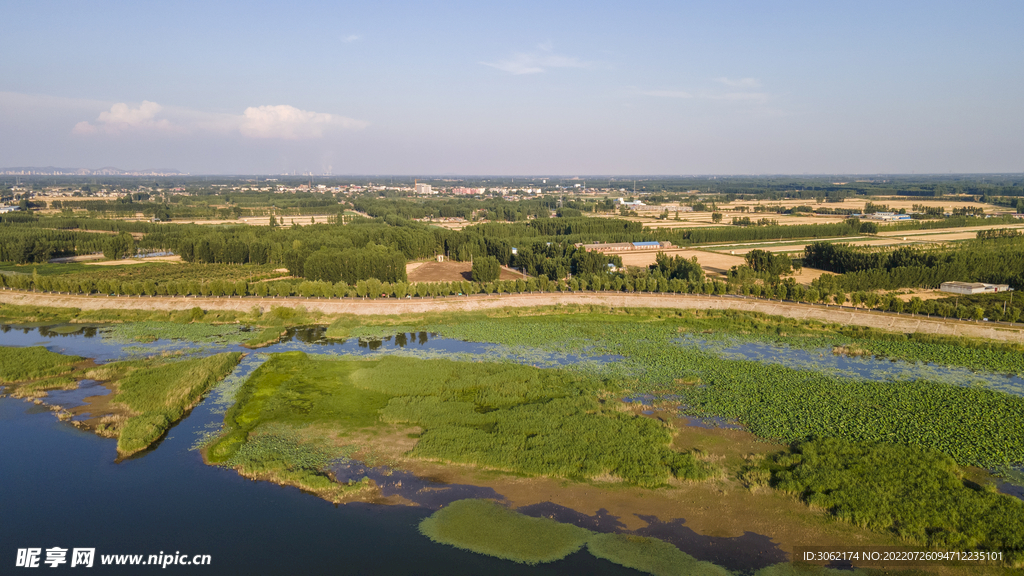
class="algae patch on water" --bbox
[419,499,590,565]
[418,499,730,575]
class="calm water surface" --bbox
[0,326,642,575]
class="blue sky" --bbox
[1,0,1021,175]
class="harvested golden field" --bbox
[85,255,183,266]
[614,249,746,275]
[406,260,524,282]
[725,197,1005,215]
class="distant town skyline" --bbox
[1,1,1022,175]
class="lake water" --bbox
[1,325,655,575]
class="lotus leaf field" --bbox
[424,309,1024,468]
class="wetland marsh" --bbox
[2,305,1023,574]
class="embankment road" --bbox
[2,290,1022,343]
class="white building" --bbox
[414,183,434,195]
[939,281,1012,295]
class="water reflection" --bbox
[681,336,1024,397]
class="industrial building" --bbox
[939,281,1012,295]
[578,241,674,252]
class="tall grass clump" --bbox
[0,346,82,382]
[353,356,715,486]
[769,438,1024,566]
[221,423,367,502]
[209,352,714,488]
[111,352,242,456]
[206,352,390,463]
[242,327,285,348]
[7,376,79,398]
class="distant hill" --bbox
[0,166,186,176]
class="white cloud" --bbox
[640,90,693,98]
[73,101,174,134]
[714,77,761,88]
[715,92,769,103]
[481,44,591,75]
[72,101,366,139]
[342,34,360,43]
[638,80,770,105]
[239,105,366,139]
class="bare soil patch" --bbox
[49,253,106,263]
[85,255,182,266]
[614,249,747,277]
[406,260,523,282]
[789,267,828,285]
[876,222,1024,237]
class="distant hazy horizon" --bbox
[3,167,1023,180]
[2,1,1022,175]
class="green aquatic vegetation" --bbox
[352,356,714,486]
[101,321,250,344]
[0,346,83,382]
[0,302,256,326]
[419,499,730,574]
[7,376,79,398]
[423,313,1024,468]
[752,565,872,576]
[242,327,285,348]
[209,352,714,487]
[742,330,1024,376]
[110,352,242,456]
[430,308,1024,375]
[419,499,592,565]
[768,438,1024,565]
[0,303,80,324]
[207,352,390,463]
[587,533,730,576]
[221,423,368,502]
[681,358,1024,467]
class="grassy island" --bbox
[0,345,241,457]
[207,352,716,498]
